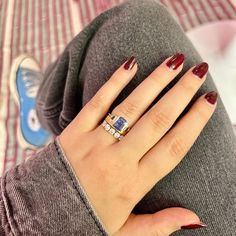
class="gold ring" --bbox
[101,113,130,141]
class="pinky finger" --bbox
[68,56,138,134]
[139,91,218,189]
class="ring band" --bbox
[102,113,130,141]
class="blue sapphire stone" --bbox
[113,117,127,132]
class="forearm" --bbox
[0,139,108,236]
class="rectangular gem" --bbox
[113,117,127,132]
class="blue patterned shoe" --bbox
[9,55,51,149]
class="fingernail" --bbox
[204,91,218,105]
[192,62,209,78]
[166,53,185,70]
[181,222,207,230]
[124,56,137,70]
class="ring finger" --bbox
[112,54,185,126]
[97,53,185,144]
[115,61,209,160]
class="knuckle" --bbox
[150,218,168,236]
[89,92,107,110]
[117,186,136,203]
[109,74,121,88]
[178,80,195,96]
[169,136,188,158]
[114,100,139,119]
[194,105,209,122]
[149,109,172,131]
[149,75,163,87]
[117,178,139,203]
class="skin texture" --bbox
[59,55,216,236]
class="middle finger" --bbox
[111,53,185,126]
[115,62,209,160]
[96,53,185,144]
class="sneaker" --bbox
[9,54,51,150]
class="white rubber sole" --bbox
[9,54,45,150]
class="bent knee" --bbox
[109,0,174,34]
[120,0,170,19]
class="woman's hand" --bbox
[59,54,216,236]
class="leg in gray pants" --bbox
[36,0,236,235]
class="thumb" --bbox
[117,207,207,236]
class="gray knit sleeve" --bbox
[0,138,109,236]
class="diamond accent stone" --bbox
[109,128,116,135]
[114,132,121,138]
[105,124,111,131]
[102,120,106,127]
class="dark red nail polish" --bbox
[166,53,185,70]
[124,56,137,70]
[181,222,207,230]
[192,62,209,78]
[204,91,218,105]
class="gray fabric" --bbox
[0,0,233,235]
[0,138,108,235]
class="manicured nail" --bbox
[192,62,209,78]
[124,56,137,70]
[166,53,185,70]
[204,91,218,105]
[181,222,207,230]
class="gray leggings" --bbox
[36,0,236,235]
